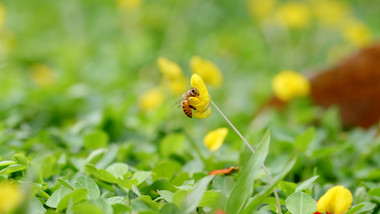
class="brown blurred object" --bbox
[263,43,380,128]
[310,44,380,128]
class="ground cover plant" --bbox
[0,0,380,213]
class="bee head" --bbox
[190,87,200,97]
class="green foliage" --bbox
[225,130,270,213]
[285,191,317,214]
[0,0,379,213]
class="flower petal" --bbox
[189,74,212,119]
[138,88,165,111]
[272,70,310,101]
[317,185,352,214]
[190,56,222,87]
[203,127,228,151]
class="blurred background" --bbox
[1,0,380,186]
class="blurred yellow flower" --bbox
[312,0,350,27]
[272,70,310,102]
[0,181,23,213]
[0,3,6,29]
[138,87,165,111]
[29,63,56,87]
[204,128,228,152]
[190,56,222,87]
[278,2,310,29]
[247,0,276,20]
[342,19,371,47]
[317,185,353,214]
[117,0,143,11]
[189,74,212,119]
[157,57,187,95]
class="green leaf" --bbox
[225,130,271,214]
[242,152,298,214]
[182,175,214,213]
[71,202,104,214]
[158,190,174,203]
[89,198,113,214]
[133,171,152,185]
[294,127,315,152]
[160,203,180,214]
[152,161,181,181]
[57,188,88,210]
[159,133,185,158]
[106,162,129,179]
[368,187,380,197]
[46,186,71,208]
[285,191,317,214]
[57,178,74,190]
[345,203,366,214]
[74,175,100,199]
[85,164,117,183]
[279,181,297,196]
[295,176,319,192]
[29,197,46,214]
[0,160,17,167]
[198,191,222,208]
[0,164,27,175]
[173,190,188,208]
[84,130,109,150]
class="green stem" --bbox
[210,99,283,214]
[184,128,209,169]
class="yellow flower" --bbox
[342,19,371,47]
[317,185,353,214]
[204,128,228,152]
[272,70,310,102]
[157,57,187,95]
[312,0,350,27]
[0,3,6,29]
[117,0,143,11]
[29,63,56,87]
[0,181,23,213]
[277,2,310,29]
[138,87,165,111]
[247,0,276,20]
[189,74,212,119]
[190,56,222,87]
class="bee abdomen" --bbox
[182,101,193,118]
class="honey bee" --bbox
[178,87,200,118]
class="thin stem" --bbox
[210,99,283,214]
[210,99,255,154]
[184,128,209,169]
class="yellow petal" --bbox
[190,56,222,87]
[272,70,310,102]
[0,181,23,213]
[193,106,212,119]
[342,19,371,47]
[204,128,228,151]
[158,57,184,80]
[117,0,143,11]
[312,0,350,27]
[189,74,212,119]
[190,74,210,104]
[247,0,276,20]
[138,88,165,111]
[317,185,353,214]
[277,2,310,29]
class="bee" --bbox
[178,87,200,118]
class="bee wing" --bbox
[171,96,183,108]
